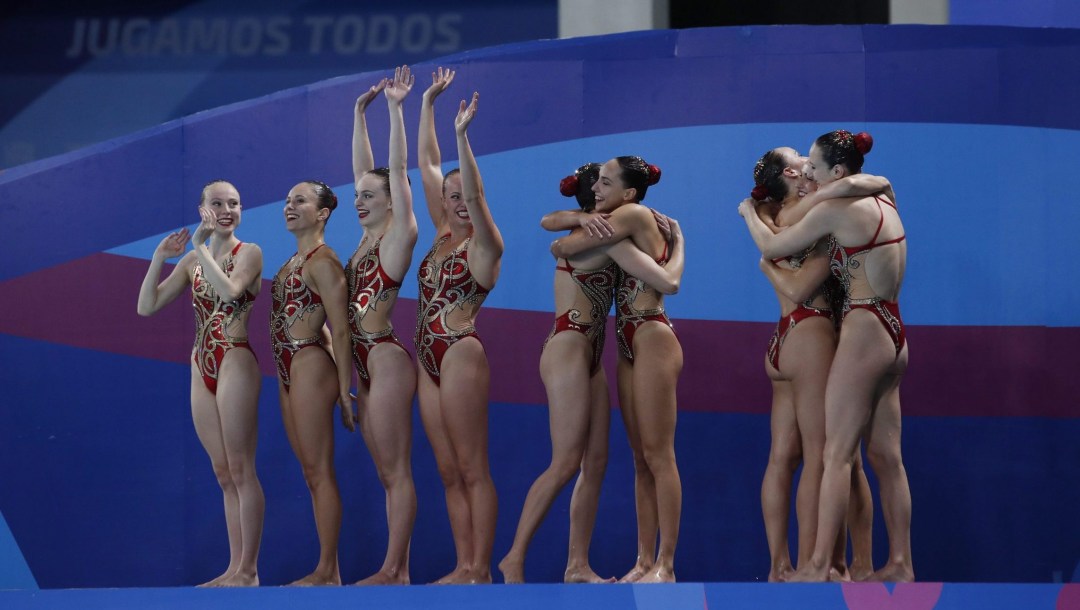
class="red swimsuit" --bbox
[415,235,490,385]
[191,242,256,394]
[765,245,837,371]
[545,259,618,375]
[346,235,408,388]
[270,244,328,391]
[830,196,907,354]
[615,242,676,363]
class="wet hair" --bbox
[814,130,873,175]
[199,179,237,205]
[304,180,338,219]
[362,168,391,197]
[442,168,461,197]
[615,156,661,202]
[752,150,789,202]
[559,163,601,211]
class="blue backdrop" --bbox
[0,25,1077,588]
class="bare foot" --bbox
[849,561,874,582]
[618,563,652,583]
[288,571,341,586]
[564,567,616,584]
[217,572,259,587]
[636,566,675,584]
[464,570,492,585]
[828,566,851,582]
[196,570,235,588]
[786,561,830,583]
[868,562,914,582]
[354,570,409,586]
[768,563,795,583]
[498,556,525,584]
[433,566,469,585]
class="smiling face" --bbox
[805,143,846,188]
[591,159,634,213]
[201,181,242,234]
[284,182,328,233]
[441,171,471,227]
[355,172,391,228]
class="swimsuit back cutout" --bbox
[271,244,327,348]
[829,196,905,300]
[346,234,402,341]
[192,242,256,392]
[555,257,618,329]
[414,234,490,379]
[615,240,670,320]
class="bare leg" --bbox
[354,344,417,586]
[760,375,799,582]
[189,367,241,588]
[418,369,473,583]
[865,356,913,583]
[281,348,343,586]
[848,448,875,580]
[213,349,264,586]
[629,324,682,584]
[565,368,614,584]
[788,314,895,582]
[440,338,498,584]
[616,356,657,583]
[500,333,592,583]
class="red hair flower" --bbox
[751,185,769,201]
[854,132,874,155]
[559,174,578,197]
[646,164,662,186]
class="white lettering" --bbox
[400,14,431,53]
[231,17,261,56]
[434,14,462,52]
[264,16,291,56]
[86,19,120,57]
[151,18,182,55]
[65,19,86,58]
[305,16,334,53]
[332,16,365,54]
[186,18,228,55]
[367,14,397,53]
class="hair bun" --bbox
[646,164,662,186]
[750,185,769,201]
[854,132,874,155]
[559,175,578,197]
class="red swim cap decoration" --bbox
[854,132,874,155]
[750,185,769,201]
[559,174,578,197]
[646,164,662,186]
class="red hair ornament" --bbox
[559,174,579,197]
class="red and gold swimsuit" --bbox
[346,235,408,388]
[765,244,837,371]
[545,259,617,375]
[830,196,907,354]
[415,234,490,385]
[615,242,675,363]
[191,242,256,394]
[270,244,328,391]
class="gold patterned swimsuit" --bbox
[192,242,255,394]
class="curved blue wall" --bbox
[0,25,1078,587]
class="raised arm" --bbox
[307,256,357,433]
[605,218,686,295]
[782,173,892,224]
[137,228,194,316]
[418,67,455,229]
[382,66,419,277]
[189,208,263,302]
[739,197,839,259]
[541,210,614,238]
[352,78,387,185]
[550,204,651,259]
[759,253,831,304]
[455,93,504,276]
